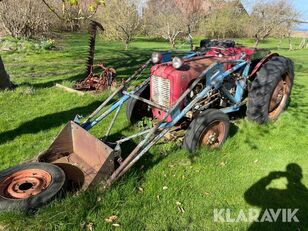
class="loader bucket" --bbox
[37,121,119,190]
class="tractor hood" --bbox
[150,57,216,121]
[151,57,215,82]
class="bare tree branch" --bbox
[98,0,141,50]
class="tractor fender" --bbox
[249,53,279,79]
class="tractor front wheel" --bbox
[126,84,151,124]
[247,56,294,123]
[183,109,230,153]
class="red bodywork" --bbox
[150,47,272,121]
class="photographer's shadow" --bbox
[244,163,308,231]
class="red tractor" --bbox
[0,40,294,212]
[126,43,293,152]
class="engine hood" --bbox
[150,57,216,122]
[150,57,215,81]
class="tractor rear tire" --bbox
[126,84,151,124]
[247,56,294,123]
[0,162,66,212]
[183,109,230,153]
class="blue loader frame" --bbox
[74,53,251,185]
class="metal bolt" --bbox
[208,133,218,145]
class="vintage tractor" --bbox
[0,41,294,211]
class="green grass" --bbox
[0,34,307,230]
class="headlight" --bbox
[172,57,184,69]
[152,52,163,64]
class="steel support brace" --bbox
[84,59,151,125]
[122,90,168,112]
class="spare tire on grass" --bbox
[0,162,66,212]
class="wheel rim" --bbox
[268,73,291,119]
[0,169,52,199]
[199,121,226,148]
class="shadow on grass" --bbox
[104,127,166,182]
[0,145,166,228]
[244,163,308,231]
[0,104,167,229]
[19,49,152,89]
[0,101,103,145]
[19,72,86,89]
[186,121,240,163]
[0,130,166,229]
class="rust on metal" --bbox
[199,121,226,147]
[74,64,117,91]
[107,64,218,186]
[249,53,279,79]
[38,121,119,190]
[74,20,115,92]
[268,73,291,119]
[0,169,51,199]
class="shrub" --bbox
[0,37,56,52]
[0,0,56,38]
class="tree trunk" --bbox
[288,32,293,51]
[254,39,260,48]
[124,40,129,50]
[0,56,13,90]
[170,38,176,49]
[187,24,193,51]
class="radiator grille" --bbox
[151,75,170,108]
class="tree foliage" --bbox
[247,0,300,47]
[0,0,302,48]
[99,0,141,50]
[174,0,205,31]
[199,0,249,39]
[41,0,104,31]
[143,0,249,48]
[144,0,186,49]
[0,0,55,38]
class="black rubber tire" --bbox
[183,109,230,153]
[0,162,66,212]
[126,84,151,124]
[200,39,235,48]
[247,56,294,123]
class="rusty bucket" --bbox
[37,121,119,190]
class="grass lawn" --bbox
[0,34,307,231]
